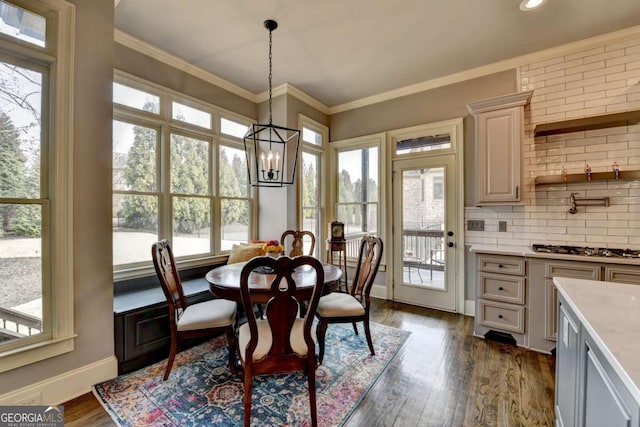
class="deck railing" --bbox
[402,229,445,270]
[341,229,444,271]
[0,307,42,340]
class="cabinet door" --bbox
[476,107,521,204]
[555,301,580,427]
[544,279,558,341]
[584,343,632,427]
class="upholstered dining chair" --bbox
[238,255,325,427]
[151,239,237,380]
[315,235,383,364]
[280,230,316,257]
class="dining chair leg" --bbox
[163,337,178,380]
[225,327,238,376]
[364,318,375,356]
[316,319,328,364]
[307,360,318,427]
[352,321,359,335]
[243,371,253,427]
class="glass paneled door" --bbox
[393,154,457,311]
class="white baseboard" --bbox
[370,283,388,300]
[0,355,118,406]
[465,299,475,317]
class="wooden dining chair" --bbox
[280,230,316,257]
[151,239,238,380]
[238,255,325,427]
[315,235,383,364]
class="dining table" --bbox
[206,260,343,304]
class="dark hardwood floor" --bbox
[63,299,556,426]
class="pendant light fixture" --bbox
[244,19,301,187]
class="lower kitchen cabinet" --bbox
[474,254,528,346]
[555,283,640,427]
[583,340,634,427]
[555,300,580,427]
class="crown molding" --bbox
[329,25,640,114]
[115,25,640,115]
[467,90,533,115]
[114,30,257,102]
[256,83,330,114]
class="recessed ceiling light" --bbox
[520,0,547,11]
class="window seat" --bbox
[113,263,224,374]
[114,277,211,314]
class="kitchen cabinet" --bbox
[473,247,640,356]
[467,91,532,205]
[554,280,640,427]
[555,299,580,427]
[605,265,640,285]
[583,340,634,427]
[474,254,527,346]
[529,258,603,353]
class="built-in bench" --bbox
[113,263,224,374]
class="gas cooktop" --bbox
[532,244,640,258]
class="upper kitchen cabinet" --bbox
[467,91,532,205]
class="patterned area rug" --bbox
[93,322,409,426]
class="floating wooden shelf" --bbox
[534,170,640,185]
[534,110,640,138]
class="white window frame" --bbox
[0,0,75,372]
[113,71,256,280]
[329,132,386,261]
[297,115,327,257]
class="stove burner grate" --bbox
[532,244,640,258]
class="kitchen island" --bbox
[554,277,640,427]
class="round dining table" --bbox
[206,261,343,304]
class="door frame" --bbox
[385,118,465,313]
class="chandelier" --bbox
[244,19,301,187]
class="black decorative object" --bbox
[244,19,301,187]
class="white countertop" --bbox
[554,277,640,403]
[470,244,640,266]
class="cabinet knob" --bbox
[498,314,503,319]
[498,287,504,291]
[498,264,504,268]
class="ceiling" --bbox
[114,0,640,108]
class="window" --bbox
[0,0,45,47]
[334,139,380,254]
[172,101,211,129]
[220,117,249,139]
[299,116,327,257]
[113,74,255,275]
[0,0,74,371]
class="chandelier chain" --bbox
[268,27,273,125]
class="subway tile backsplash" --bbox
[466,34,640,249]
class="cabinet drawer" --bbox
[479,272,526,304]
[604,265,640,285]
[478,299,525,333]
[545,261,601,280]
[478,255,526,276]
